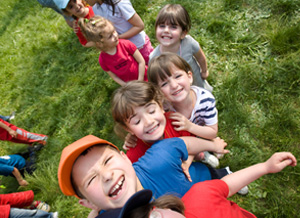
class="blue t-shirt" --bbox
[133,138,211,198]
[0,154,26,176]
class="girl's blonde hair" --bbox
[111,81,164,128]
[148,52,192,85]
[78,16,112,49]
[155,4,191,33]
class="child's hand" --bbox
[73,22,79,33]
[181,155,194,182]
[264,152,297,174]
[18,179,29,186]
[201,70,209,79]
[8,129,17,138]
[123,133,138,150]
[213,137,229,154]
[170,112,192,132]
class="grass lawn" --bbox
[0,0,300,217]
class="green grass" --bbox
[0,0,300,217]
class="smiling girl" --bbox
[150,4,212,92]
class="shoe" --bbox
[8,111,15,121]
[52,212,59,218]
[36,201,51,212]
[225,166,249,195]
[201,151,219,168]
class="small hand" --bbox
[181,156,194,182]
[265,152,297,174]
[170,112,192,131]
[201,70,209,79]
[123,133,138,150]
[213,137,230,154]
[8,129,17,138]
[18,179,29,186]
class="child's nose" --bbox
[143,115,153,127]
[102,169,113,182]
[169,79,177,88]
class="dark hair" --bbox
[127,195,185,218]
[148,53,192,85]
[102,0,121,16]
[155,4,191,33]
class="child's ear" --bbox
[79,199,100,211]
[187,71,193,84]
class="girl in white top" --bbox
[85,0,153,63]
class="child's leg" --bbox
[138,35,153,65]
[9,208,56,218]
[12,128,48,145]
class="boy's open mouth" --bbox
[109,176,125,197]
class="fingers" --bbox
[182,166,192,182]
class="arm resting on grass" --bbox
[222,152,297,197]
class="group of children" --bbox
[0,113,58,217]
[33,0,298,218]
[1,1,296,218]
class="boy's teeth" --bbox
[109,176,125,197]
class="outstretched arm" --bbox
[0,122,17,137]
[12,167,28,186]
[194,48,208,79]
[222,152,297,197]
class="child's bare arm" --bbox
[118,13,144,39]
[170,112,218,139]
[12,167,28,186]
[222,152,297,197]
[193,48,208,79]
[132,49,146,81]
[180,136,229,156]
[0,122,17,137]
[107,71,126,86]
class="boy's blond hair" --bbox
[78,16,112,50]
[155,4,191,33]
[111,81,164,128]
[148,53,193,85]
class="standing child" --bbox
[85,0,153,64]
[78,16,147,86]
[148,53,222,165]
[54,0,95,47]
[150,4,212,92]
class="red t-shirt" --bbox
[99,39,148,82]
[0,190,34,218]
[126,112,191,163]
[76,6,94,45]
[182,180,256,218]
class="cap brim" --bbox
[58,135,119,198]
[97,189,153,218]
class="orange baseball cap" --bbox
[58,135,119,199]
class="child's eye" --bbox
[171,25,178,29]
[88,176,96,186]
[134,120,140,125]
[158,24,165,28]
[105,156,112,165]
[160,82,168,87]
[175,74,182,79]
[149,110,155,114]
